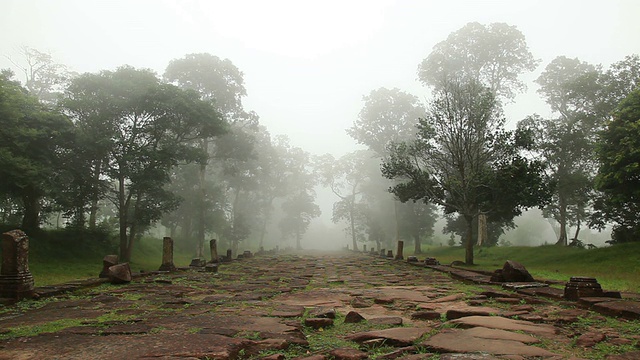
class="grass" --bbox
[409,243,640,292]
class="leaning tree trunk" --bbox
[349,205,358,251]
[556,196,568,246]
[414,232,422,254]
[464,214,474,265]
[195,140,208,259]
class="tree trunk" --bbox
[464,214,474,265]
[118,177,129,262]
[296,223,302,250]
[556,195,568,246]
[573,219,581,241]
[88,159,102,230]
[21,187,41,231]
[196,140,208,259]
[414,232,422,254]
[258,198,274,248]
[349,201,358,251]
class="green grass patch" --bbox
[410,243,640,292]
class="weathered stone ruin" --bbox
[158,237,176,272]
[99,255,118,278]
[490,260,535,283]
[0,230,34,300]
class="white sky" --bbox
[2,0,639,157]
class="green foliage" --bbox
[0,71,74,230]
[418,22,538,101]
[383,80,550,264]
[594,88,640,242]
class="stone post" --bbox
[387,250,393,258]
[395,241,404,260]
[380,249,385,257]
[0,230,34,300]
[158,237,176,271]
[209,239,218,263]
[363,245,367,253]
[226,249,233,261]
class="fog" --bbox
[1,0,637,250]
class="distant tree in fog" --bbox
[383,80,550,265]
[418,22,538,102]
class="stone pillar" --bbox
[395,241,404,260]
[387,250,393,258]
[99,255,118,278]
[363,245,367,253]
[158,237,176,271]
[0,230,34,300]
[209,239,218,263]
[226,249,233,261]
[380,249,385,257]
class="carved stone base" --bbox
[0,272,34,300]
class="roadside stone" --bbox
[368,317,403,326]
[329,348,368,360]
[350,296,373,308]
[272,305,305,318]
[448,316,557,336]
[411,310,440,320]
[107,263,132,284]
[344,311,365,323]
[446,308,499,320]
[0,229,35,300]
[501,260,535,282]
[304,318,333,329]
[606,351,640,359]
[311,307,336,319]
[99,255,118,278]
[576,331,606,347]
[346,327,430,347]
[423,327,556,357]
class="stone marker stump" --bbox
[158,237,176,272]
[564,276,604,300]
[0,230,34,300]
[363,245,367,252]
[387,250,393,258]
[208,239,218,264]
[189,258,206,268]
[99,255,119,278]
[380,249,385,257]
[226,249,233,261]
[395,241,404,260]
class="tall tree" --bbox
[316,150,376,251]
[418,22,538,102]
[382,80,549,264]
[5,46,73,105]
[0,70,73,230]
[62,66,226,261]
[164,53,250,257]
[593,88,640,243]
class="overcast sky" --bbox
[2,0,639,157]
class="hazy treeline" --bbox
[1,21,640,263]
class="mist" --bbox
[1,0,638,254]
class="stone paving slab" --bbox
[0,251,639,359]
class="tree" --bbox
[0,70,73,230]
[347,88,426,156]
[418,22,538,101]
[524,55,640,245]
[593,88,640,243]
[5,46,73,105]
[279,190,321,250]
[316,150,376,250]
[382,80,549,264]
[397,201,437,254]
[164,53,249,258]
[62,66,226,261]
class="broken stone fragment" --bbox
[108,263,132,284]
[304,317,334,329]
[99,255,118,278]
[344,310,365,323]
